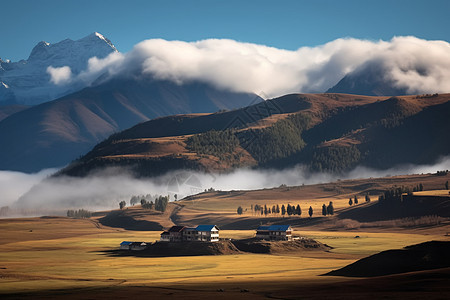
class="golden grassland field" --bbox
[0,217,449,297]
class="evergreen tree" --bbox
[264,205,268,216]
[296,204,301,216]
[308,206,313,217]
[237,206,243,215]
[354,196,358,205]
[276,204,280,214]
[327,201,334,215]
[446,181,449,190]
[287,204,293,215]
[349,198,353,206]
[365,194,371,202]
[281,205,286,216]
[272,205,276,215]
[119,201,126,210]
[419,183,424,191]
[130,196,139,206]
[322,204,327,216]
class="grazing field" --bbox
[1,173,450,298]
[175,172,450,215]
[413,189,450,197]
[0,217,449,298]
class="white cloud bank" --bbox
[2,156,449,216]
[47,66,73,85]
[70,36,450,97]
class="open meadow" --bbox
[1,216,449,299]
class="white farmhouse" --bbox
[194,225,220,242]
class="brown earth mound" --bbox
[231,238,332,254]
[324,240,450,277]
[108,240,240,257]
[107,238,330,257]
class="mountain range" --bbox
[0,33,447,173]
[0,32,117,105]
[59,93,450,177]
[0,34,261,172]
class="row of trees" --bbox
[321,202,334,215]
[412,183,424,192]
[129,193,172,206]
[378,186,411,204]
[124,194,170,212]
[239,203,318,218]
[348,194,371,206]
[248,203,303,216]
[66,209,92,218]
[140,195,169,212]
[436,170,448,176]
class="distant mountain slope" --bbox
[0,104,29,122]
[327,62,409,96]
[59,93,450,177]
[0,32,117,105]
[0,77,260,172]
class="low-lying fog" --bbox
[1,157,449,217]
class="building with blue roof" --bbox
[256,225,293,241]
[195,225,220,242]
[159,225,220,242]
[120,241,148,250]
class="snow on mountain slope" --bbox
[0,32,117,105]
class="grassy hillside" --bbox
[59,93,450,177]
[0,77,259,172]
[81,172,450,231]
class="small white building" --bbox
[120,241,133,250]
[195,225,220,242]
[130,242,147,251]
[120,241,148,250]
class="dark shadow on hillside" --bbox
[100,240,241,257]
[324,241,450,277]
[338,196,450,222]
[98,210,163,231]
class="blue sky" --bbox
[1,0,449,62]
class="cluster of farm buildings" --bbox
[120,224,293,250]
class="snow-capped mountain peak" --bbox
[0,32,117,105]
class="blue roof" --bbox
[120,241,133,245]
[257,225,291,231]
[195,225,219,231]
[256,226,271,231]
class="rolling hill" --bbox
[59,93,450,177]
[0,77,260,172]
